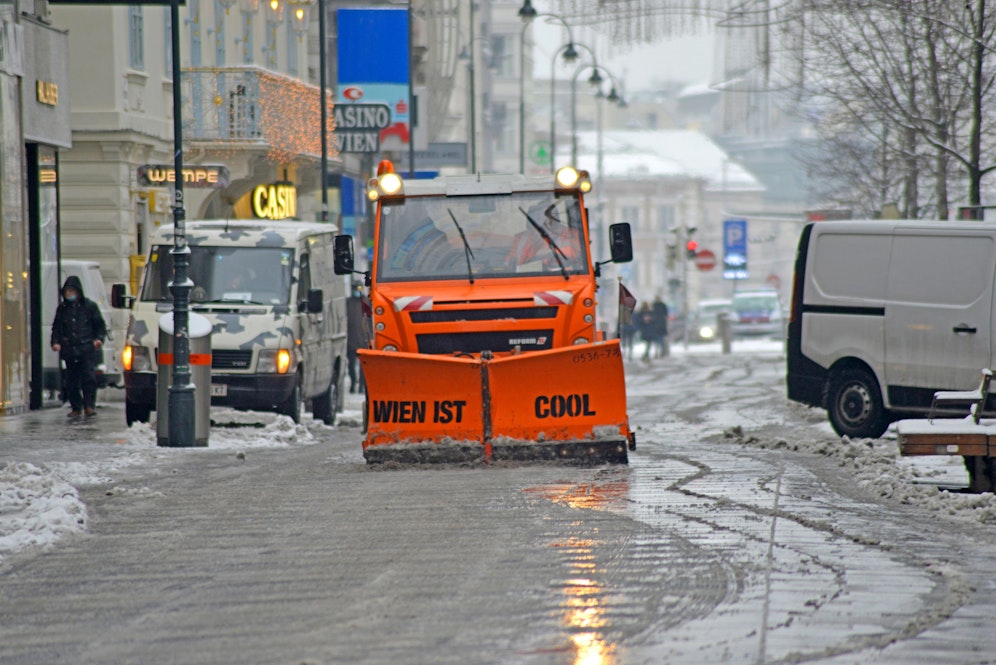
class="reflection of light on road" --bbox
[526,478,629,665]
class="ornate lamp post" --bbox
[286,0,328,222]
[549,41,594,173]
[518,4,575,174]
[570,63,624,166]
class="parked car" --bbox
[691,298,732,343]
[730,289,784,339]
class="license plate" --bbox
[211,383,228,397]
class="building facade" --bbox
[0,1,72,414]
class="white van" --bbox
[788,219,996,438]
[115,220,348,426]
[43,260,122,393]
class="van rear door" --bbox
[884,229,995,399]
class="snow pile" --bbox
[0,406,364,562]
[721,419,996,525]
[0,462,87,556]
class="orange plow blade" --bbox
[359,349,487,463]
[487,341,632,463]
[358,340,633,464]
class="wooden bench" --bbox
[897,369,996,493]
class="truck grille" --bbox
[416,330,554,355]
[409,307,557,323]
[212,349,253,370]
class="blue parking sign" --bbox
[723,219,748,280]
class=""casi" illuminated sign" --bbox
[253,182,297,220]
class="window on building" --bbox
[214,0,226,65]
[658,205,675,232]
[620,206,640,230]
[286,18,298,75]
[241,11,254,64]
[489,34,514,79]
[190,0,202,66]
[492,102,514,154]
[163,8,172,77]
[129,6,144,70]
[265,20,278,69]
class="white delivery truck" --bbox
[787,219,996,439]
[114,220,348,426]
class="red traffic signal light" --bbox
[685,240,698,258]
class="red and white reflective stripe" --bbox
[534,290,573,306]
[394,295,433,312]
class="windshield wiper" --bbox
[447,208,476,284]
[518,207,569,280]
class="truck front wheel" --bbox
[278,377,302,424]
[312,367,339,426]
[827,367,890,439]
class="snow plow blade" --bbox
[359,340,633,464]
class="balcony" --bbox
[181,66,336,163]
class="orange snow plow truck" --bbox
[332,162,636,464]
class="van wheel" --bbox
[278,378,302,424]
[312,370,339,426]
[827,367,889,439]
[125,400,152,426]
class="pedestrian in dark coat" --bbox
[346,282,372,393]
[50,275,107,418]
[651,297,670,358]
[637,302,654,361]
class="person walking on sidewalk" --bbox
[50,275,107,418]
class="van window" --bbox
[888,234,994,305]
[812,233,892,300]
[143,245,295,305]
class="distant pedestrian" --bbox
[50,275,107,418]
[620,321,636,360]
[637,303,654,361]
[651,297,670,358]
[346,282,371,394]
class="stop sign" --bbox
[693,249,717,271]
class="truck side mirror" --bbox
[307,288,323,313]
[111,283,133,309]
[609,223,633,263]
[333,234,355,275]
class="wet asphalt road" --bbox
[2,348,996,664]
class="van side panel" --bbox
[797,229,892,400]
[884,231,994,395]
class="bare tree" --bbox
[782,0,996,217]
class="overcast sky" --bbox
[529,9,716,93]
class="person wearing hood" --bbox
[50,275,107,418]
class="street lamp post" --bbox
[569,62,607,166]
[288,0,327,221]
[569,64,625,166]
[517,6,575,174]
[167,0,194,446]
[549,41,593,173]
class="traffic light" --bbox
[686,239,698,259]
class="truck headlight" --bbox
[258,348,293,374]
[572,337,590,345]
[124,345,151,371]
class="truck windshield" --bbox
[376,192,589,282]
[142,245,295,305]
